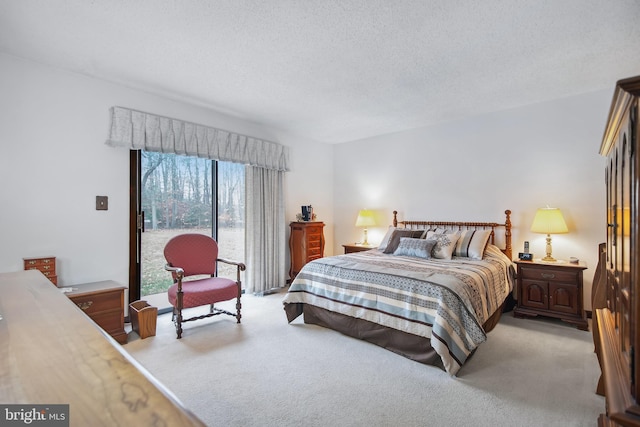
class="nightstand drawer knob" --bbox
[541,273,555,279]
[77,301,93,311]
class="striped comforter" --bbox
[282,245,514,375]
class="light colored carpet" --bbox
[123,292,604,427]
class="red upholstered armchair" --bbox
[164,233,246,339]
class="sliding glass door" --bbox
[130,151,244,312]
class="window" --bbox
[130,151,245,311]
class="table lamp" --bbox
[530,206,568,262]
[355,209,376,246]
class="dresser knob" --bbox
[541,273,555,279]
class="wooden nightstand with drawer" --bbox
[342,243,375,254]
[514,260,588,330]
[64,280,128,344]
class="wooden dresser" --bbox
[289,221,325,280]
[64,281,128,345]
[0,270,205,426]
[596,75,640,426]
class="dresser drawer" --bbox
[307,237,322,247]
[23,257,56,270]
[90,310,124,334]
[25,264,56,273]
[305,226,323,235]
[519,267,577,283]
[308,247,322,256]
[69,290,122,315]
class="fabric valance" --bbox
[105,106,290,171]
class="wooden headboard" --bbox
[392,209,513,260]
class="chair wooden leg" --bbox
[176,291,184,339]
[236,297,241,324]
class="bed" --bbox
[283,210,515,375]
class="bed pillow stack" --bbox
[379,227,493,260]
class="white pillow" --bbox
[425,231,460,260]
[454,229,492,259]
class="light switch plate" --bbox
[96,196,108,210]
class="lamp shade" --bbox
[355,209,376,227]
[530,207,568,234]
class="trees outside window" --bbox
[140,152,245,300]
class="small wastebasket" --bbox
[129,300,157,339]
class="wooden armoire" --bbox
[596,76,640,426]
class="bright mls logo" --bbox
[0,405,69,426]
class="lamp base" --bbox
[542,234,558,263]
[362,228,369,246]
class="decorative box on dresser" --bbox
[289,221,325,280]
[23,256,57,286]
[513,260,588,330]
[595,75,640,426]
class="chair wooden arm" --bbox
[165,264,185,291]
[217,259,246,283]
[217,258,246,271]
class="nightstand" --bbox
[342,243,375,254]
[514,260,588,330]
[64,280,128,344]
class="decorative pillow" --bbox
[377,226,397,251]
[426,232,461,260]
[454,229,492,259]
[393,238,436,259]
[382,229,425,254]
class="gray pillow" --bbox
[393,238,436,259]
[383,229,424,254]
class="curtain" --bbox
[245,165,287,295]
[106,106,289,171]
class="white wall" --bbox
[0,53,333,287]
[285,135,335,256]
[334,90,612,310]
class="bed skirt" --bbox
[284,299,507,369]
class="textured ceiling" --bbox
[1,1,639,143]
